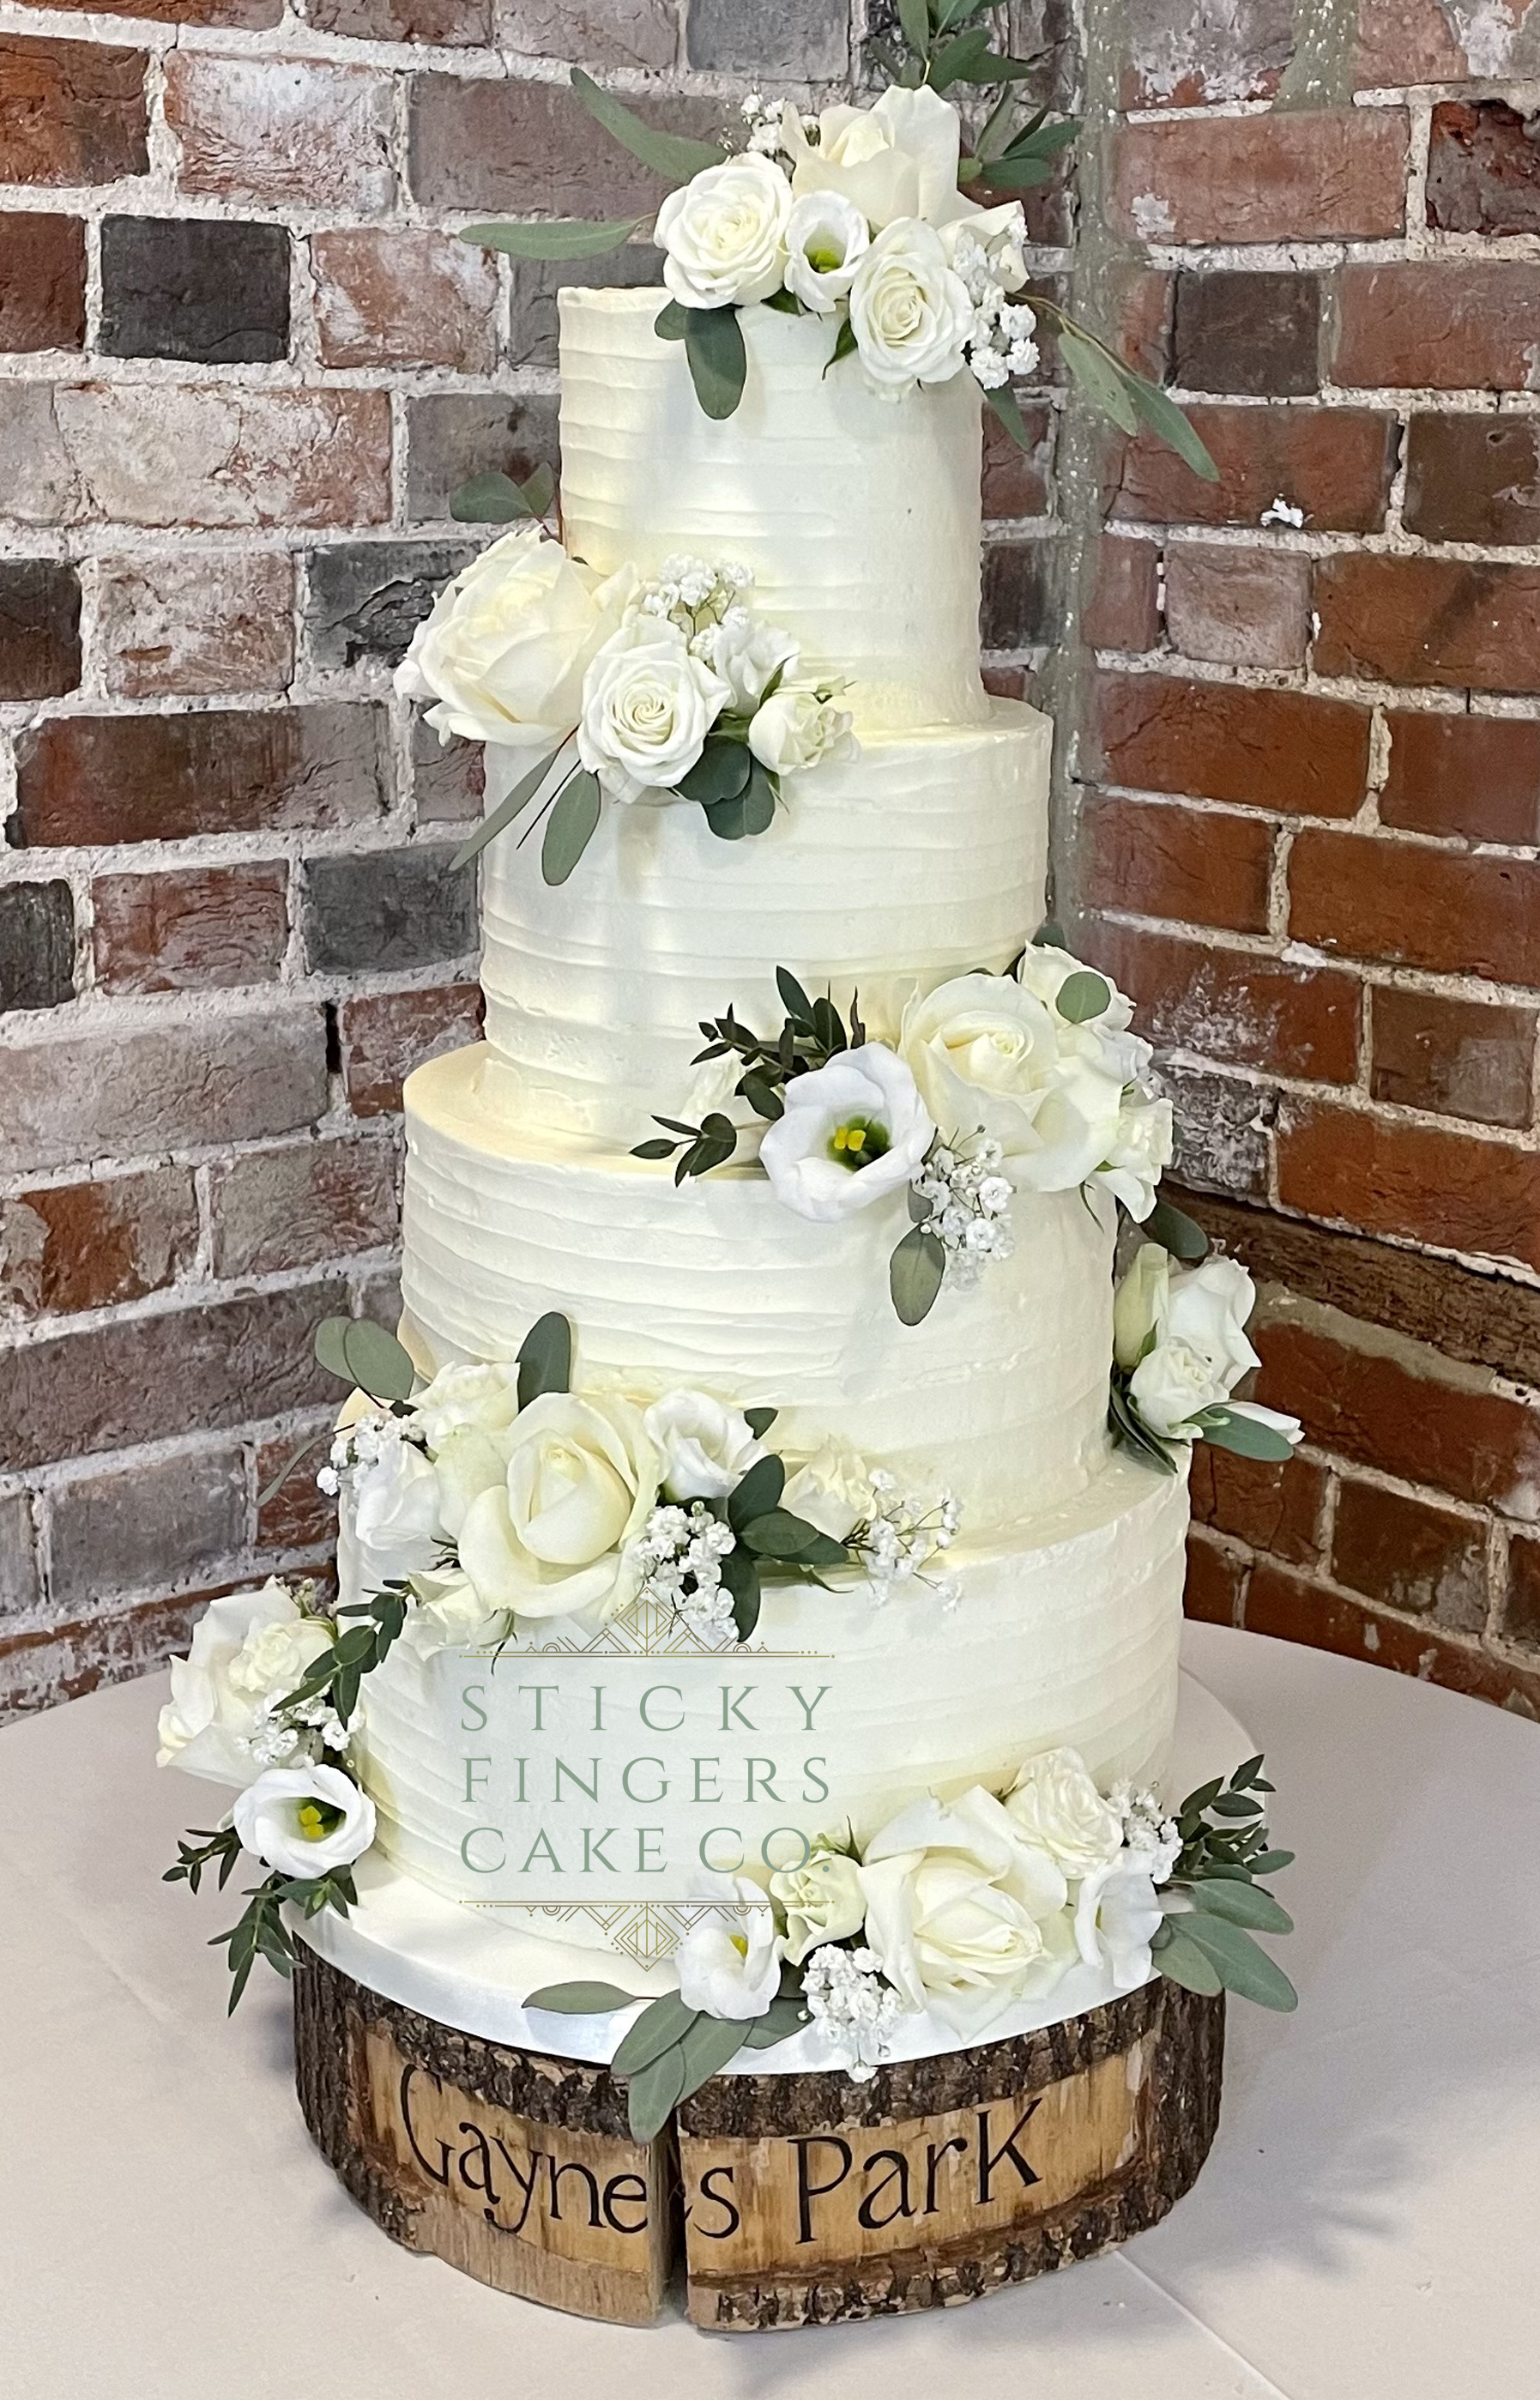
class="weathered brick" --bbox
[981,665,1026,702]
[313,229,496,373]
[1314,555,1540,696]
[100,216,288,366]
[1183,1530,1245,1626]
[1081,536,1160,652]
[408,73,723,215]
[91,861,290,995]
[981,541,1054,650]
[1171,269,1320,397]
[1355,0,1466,85]
[687,0,847,76]
[411,714,484,825]
[981,398,1054,521]
[165,56,395,212]
[21,0,281,23]
[1334,261,1540,391]
[405,392,560,523]
[1087,922,1358,1084]
[0,213,85,352]
[305,541,477,672]
[0,1168,197,1320]
[8,384,391,531]
[1331,1477,1489,1633]
[0,1277,346,1472]
[310,0,490,36]
[1120,0,1292,106]
[1501,1531,1540,1651]
[1189,1444,1325,1567]
[1114,109,1406,246]
[209,1134,400,1278]
[1380,711,1540,848]
[49,1445,247,1611]
[1164,544,1308,668]
[15,705,386,846]
[0,560,81,700]
[1371,988,1535,1133]
[1160,1061,1272,1199]
[1097,673,1370,817]
[1277,1101,1540,1274]
[505,244,662,371]
[0,37,148,187]
[1109,406,1394,535]
[0,881,75,1013]
[302,845,478,976]
[1243,1563,1538,1711]
[501,0,676,64]
[1427,99,1540,239]
[94,552,294,699]
[1,1592,213,1724]
[1084,792,1273,934]
[1290,827,1538,985]
[0,1010,327,1178]
[340,982,483,1115]
[255,1424,337,1555]
[1403,415,1540,547]
[0,1494,40,1623]
[1254,1313,1540,1520]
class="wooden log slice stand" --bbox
[293,1941,1224,2331]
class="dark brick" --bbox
[1097,673,1371,816]
[0,1493,40,1622]
[507,245,662,371]
[1371,986,1535,1132]
[1314,554,1540,695]
[0,36,148,186]
[1088,921,1360,1084]
[981,541,1054,650]
[1502,1532,1540,1651]
[310,0,491,38]
[306,540,476,672]
[1404,414,1540,546]
[0,561,80,699]
[0,212,84,351]
[302,845,478,976]
[13,705,388,846]
[1,1590,220,1724]
[1083,537,1161,652]
[91,861,290,995]
[405,393,560,523]
[1184,1530,1247,1626]
[1380,711,1540,847]
[49,1445,247,1610]
[1277,1099,1540,1274]
[981,397,1054,521]
[412,712,483,825]
[0,880,74,1012]
[1160,1063,1271,1199]
[1172,270,1320,396]
[255,1422,337,1555]
[1109,406,1395,535]
[340,982,484,1115]
[1426,99,1540,239]
[408,74,725,216]
[208,1134,400,1277]
[1331,1476,1489,1633]
[1190,1444,1326,1567]
[0,1169,198,1320]
[686,0,849,76]
[100,215,289,365]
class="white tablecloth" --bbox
[2,1622,1537,2396]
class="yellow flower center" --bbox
[295,1798,345,1843]
[806,241,844,274]
[828,1115,891,1171]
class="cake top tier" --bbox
[558,287,987,734]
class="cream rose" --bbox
[1098,1088,1175,1222]
[705,608,799,713]
[785,85,970,232]
[781,1438,878,1542]
[396,523,632,749]
[759,1043,934,1224]
[1121,1250,1301,1445]
[848,219,974,396]
[233,1762,377,1881]
[350,1430,444,1588]
[747,686,857,775]
[900,971,1126,1194]
[577,617,732,803]
[408,1358,524,1541]
[784,190,870,311]
[860,1786,1072,2035]
[643,1388,764,1503]
[770,1847,867,1964]
[1005,1749,1124,1879]
[157,1580,332,1789]
[399,1565,501,1659]
[456,1392,659,1626]
[675,1878,784,2018]
[655,153,793,309]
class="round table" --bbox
[3,1622,1537,2396]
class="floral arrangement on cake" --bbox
[397,536,855,885]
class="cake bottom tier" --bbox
[351,1452,1189,1950]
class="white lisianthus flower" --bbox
[759,1043,934,1224]
[157,1581,332,1788]
[643,1388,765,1503]
[705,608,799,713]
[859,1786,1073,2035]
[770,1847,867,1964]
[782,1437,878,1542]
[396,523,634,749]
[784,85,971,232]
[577,617,732,803]
[747,685,858,775]
[900,970,1127,1194]
[1073,1852,1164,1992]
[1005,1749,1125,1879]
[456,1392,659,1626]
[399,1565,500,1659]
[784,190,870,311]
[1098,1088,1175,1222]
[675,1878,784,2017]
[233,1761,377,1880]
[655,153,794,309]
[849,219,974,396]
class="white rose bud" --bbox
[1127,1253,1263,1440]
[643,1388,765,1503]
[770,1847,867,1963]
[849,218,975,397]
[705,610,799,712]
[746,685,858,775]
[1113,1240,1171,1371]
[783,190,870,312]
[1005,1748,1125,1878]
[655,153,794,310]
[577,617,732,803]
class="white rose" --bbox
[352,1430,444,1587]
[1113,1239,1171,1371]
[900,971,1126,1194]
[408,1359,524,1541]
[1074,1853,1164,1992]
[781,1437,877,1542]
[859,1786,1072,2035]
[655,153,793,309]
[400,1565,500,1659]
[784,190,870,312]
[157,1580,330,1788]
[643,1388,765,1502]
[770,1847,867,1964]
[849,219,974,396]
[785,86,970,232]
[233,1762,377,1881]
[1128,1253,1261,1440]
[577,617,732,803]
[759,1043,934,1224]
[456,1392,659,1626]
[705,608,799,712]
[675,1877,784,2018]
[396,523,633,749]
[747,686,858,775]
[1097,1089,1174,1221]
[1005,1749,1124,1879]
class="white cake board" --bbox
[298,1667,1249,2074]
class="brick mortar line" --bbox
[0,1242,402,1354]
[0,957,477,1049]
[1090,644,1540,716]
[1094,900,1540,999]
[1086,777,1539,861]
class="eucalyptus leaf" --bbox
[896,0,931,63]
[975,155,1056,190]
[313,1316,416,1404]
[1060,326,1141,435]
[824,316,859,378]
[891,1224,946,1326]
[763,287,805,314]
[1250,1849,1295,1876]
[739,1509,848,1565]
[541,766,601,885]
[720,1544,762,1641]
[728,1454,786,1529]
[1195,1407,1300,1463]
[1154,1924,1224,1996]
[1055,967,1112,1024]
[450,469,539,524]
[740,1071,784,1120]
[1003,112,1082,158]
[741,1994,810,2048]
[1123,366,1219,483]
[1208,1790,1264,1818]
[517,1310,572,1411]
[743,1406,777,1439]
[525,1980,643,2013]
[570,69,726,183]
[678,735,752,805]
[1187,1879,1294,1935]
[927,25,993,88]
[1179,1913,1298,2010]
[462,214,645,261]
[984,382,1036,453]
[1145,1197,1209,1261]
[450,744,566,873]
[625,2041,690,2142]
[654,299,688,340]
[612,1992,701,2077]
[776,966,814,1023]
[704,759,776,839]
[685,305,747,420]
[677,2010,751,2092]
[631,1137,678,1162]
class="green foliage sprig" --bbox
[632,968,867,1181]
[1152,1756,1297,2011]
[526,1962,810,2141]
